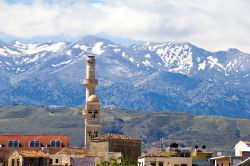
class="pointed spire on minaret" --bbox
[84,56,98,102]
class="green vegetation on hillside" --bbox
[0,105,249,155]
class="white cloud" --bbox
[0,0,250,52]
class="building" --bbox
[83,56,101,148]
[235,141,250,157]
[138,152,192,166]
[191,146,213,166]
[209,156,242,166]
[50,147,96,166]
[8,150,49,166]
[0,135,69,165]
[0,135,69,148]
[237,157,250,166]
[82,56,141,162]
[90,133,141,161]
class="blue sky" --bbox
[0,0,250,52]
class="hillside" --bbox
[1,105,250,155]
[0,36,249,118]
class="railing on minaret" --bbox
[83,55,101,148]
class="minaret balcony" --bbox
[84,79,98,87]
[86,119,100,124]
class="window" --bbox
[181,164,187,166]
[49,159,53,165]
[55,159,59,163]
[150,161,156,166]
[94,131,98,137]
[29,140,40,148]
[159,161,164,166]
[94,110,98,118]
[12,159,15,166]
[88,131,92,137]
[17,159,20,166]
[8,140,19,147]
[50,140,61,147]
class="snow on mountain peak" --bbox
[91,42,104,55]
[0,36,249,79]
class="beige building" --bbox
[191,147,213,166]
[8,150,49,166]
[90,133,141,161]
[138,152,192,166]
[209,156,242,166]
[49,147,96,166]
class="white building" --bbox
[138,152,192,166]
[235,141,250,157]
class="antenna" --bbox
[160,138,164,152]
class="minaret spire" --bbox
[83,56,101,148]
[84,56,98,102]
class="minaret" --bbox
[83,56,101,148]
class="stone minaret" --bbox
[83,56,101,148]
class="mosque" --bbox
[83,56,141,161]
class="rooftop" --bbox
[141,152,171,158]
[57,147,96,157]
[17,150,49,158]
[238,157,250,166]
[209,156,242,160]
[242,141,250,145]
[94,134,140,141]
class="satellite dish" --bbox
[217,152,222,156]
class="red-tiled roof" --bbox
[17,150,49,158]
[0,135,69,148]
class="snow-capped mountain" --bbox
[0,36,249,118]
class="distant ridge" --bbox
[0,36,249,118]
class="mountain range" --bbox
[0,36,249,118]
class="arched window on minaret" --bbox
[94,131,99,137]
[94,110,98,118]
[88,130,92,138]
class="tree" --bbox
[97,157,138,166]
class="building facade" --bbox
[0,135,69,148]
[138,153,192,166]
[0,135,69,165]
[83,56,101,148]
[235,141,250,157]
[90,133,141,161]
[209,156,242,166]
[8,150,49,166]
[49,147,96,166]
